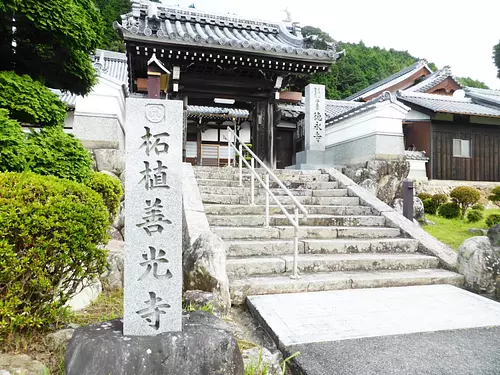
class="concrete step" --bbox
[194,166,323,175]
[197,179,339,190]
[201,194,359,206]
[230,269,465,304]
[207,215,386,227]
[194,172,331,182]
[226,253,440,277]
[203,204,374,216]
[212,226,401,240]
[198,186,348,197]
[224,238,419,257]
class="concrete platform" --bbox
[248,285,500,374]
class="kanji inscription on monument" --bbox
[124,98,183,335]
[305,84,325,151]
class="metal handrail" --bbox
[225,126,308,278]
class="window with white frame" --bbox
[453,139,470,158]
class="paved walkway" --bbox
[248,285,500,374]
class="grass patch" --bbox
[71,289,123,326]
[423,208,500,250]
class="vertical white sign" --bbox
[124,98,183,336]
[304,84,326,151]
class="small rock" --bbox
[113,201,125,232]
[93,149,124,176]
[0,353,48,375]
[242,347,282,375]
[458,236,500,294]
[100,240,124,291]
[44,328,75,352]
[469,228,488,236]
[392,197,425,222]
[488,224,500,247]
[65,279,102,312]
[184,290,224,317]
[108,227,123,241]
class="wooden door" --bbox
[275,130,294,169]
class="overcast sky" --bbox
[168,0,500,89]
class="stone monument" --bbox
[290,84,332,170]
[124,98,183,335]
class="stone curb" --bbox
[182,163,211,249]
[323,168,458,271]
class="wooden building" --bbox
[115,0,343,167]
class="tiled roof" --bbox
[325,100,363,119]
[92,49,128,87]
[345,60,432,101]
[187,105,250,118]
[397,91,500,118]
[405,151,429,161]
[404,66,462,93]
[279,104,304,119]
[465,87,500,107]
[49,89,78,109]
[116,1,342,62]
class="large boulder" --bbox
[100,240,124,291]
[488,224,500,247]
[65,311,244,375]
[359,179,378,197]
[93,149,124,176]
[0,354,48,375]
[184,232,231,314]
[458,236,500,294]
[113,201,125,232]
[242,347,282,375]
[183,290,225,317]
[377,175,401,205]
[392,197,425,223]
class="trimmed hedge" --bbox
[489,186,500,208]
[467,209,483,223]
[471,203,485,211]
[0,172,109,333]
[84,172,123,222]
[486,214,500,228]
[438,202,461,219]
[423,198,439,215]
[417,193,432,201]
[432,194,448,206]
[27,126,93,183]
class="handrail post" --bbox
[290,207,300,279]
[227,129,231,168]
[264,173,270,228]
[238,144,243,187]
[250,158,255,205]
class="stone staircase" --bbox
[194,166,463,304]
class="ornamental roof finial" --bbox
[282,7,292,23]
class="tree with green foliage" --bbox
[302,26,335,50]
[0,71,67,127]
[95,0,130,52]
[494,41,500,79]
[450,186,481,219]
[488,186,500,208]
[0,109,27,172]
[0,0,104,96]
[457,77,489,89]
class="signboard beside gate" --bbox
[124,98,183,335]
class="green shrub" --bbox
[467,209,483,223]
[0,172,109,333]
[423,198,439,215]
[418,193,432,201]
[471,203,485,211]
[438,202,461,219]
[486,214,500,228]
[0,109,27,172]
[432,194,448,206]
[488,186,500,208]
[26,126,93,182]
[450,186,481,219]
[0,71,67,127]
[84,172,123,222]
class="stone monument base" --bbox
[287,150,332,170]
[65,311,244,375]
